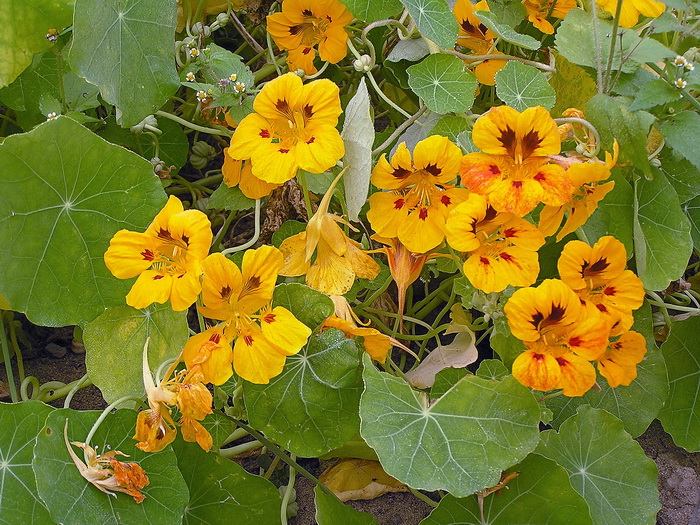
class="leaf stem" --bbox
[296,171,314,220]
[155,110,231,136]
[219,439,263,457]
[0,314,18,403]
[221,199,262,254]
[84,395,143,454]
[280,460,297,525]
[603,0,624,93]
[372,105,428,156]
[443,49,555,72]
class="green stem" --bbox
[590,0,604,93]
[366,70,412,118]
[296,171,314,220]
[372,105,428,156]
[603,0,623,93]
[220,427,250,447]
[280,461,297,525]
[6,313,24,382]
[212,209,238,252]
[409,487,438,507]
[63,374,91,409]
[155,110,231,136]
[54,50,68,113]
[221,199,262,254]
[443,49,555,72]
[0,314,18,403]
[84,395,143,450]
[219,439,263,457]
[536,390,564,402]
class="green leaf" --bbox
[546,302,668,437]
[475,359,509,381]
[84,304,188,404]
[272,283,334,330]
[174,441,282,524]
[485,0,526,28]
[69,0,180,127]
[684,195,700,250]
[549,54,597,117]
[580,170,635,257]
[314,486,379,524]
[0,117,167,326]
[271,220,307,247]
[658,147,700,203]
[555,9,674,74]
[0,401,54,524]
[0,0,74,87]
[495,61,555,111]
[342,78,374,222]
[0,50,60,112]
[430,368,471,398]
[430,115,471,142]
[387,38,430,63]
[200,44,254,90]
[475,10,540,50]
[201,411,237,449]
[536,406,660,525]
[490,314,526,367]
[360,356,541,497]
[339,0,402,22]
[208,183,255,211]
[659,316,700,451]
[34,408,189,525]
[659,111,700,172]
[633,169,692,290]
[400,0,459,49]
[586,94,654,178]
[628,78,681,111]
[244,329,364,457]
[407,55,477,114]
[420,454,592,525]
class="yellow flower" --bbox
[558,236,644,335]
[267,0,354,75]
[65,421,150,503]
[182,324,234,385]
[539,142,618,241]
[104,196,212,311]
[522,0,577,34]
[222,147,280,199]
[597,0,665,28]
[461,106,573,216]
[280,170,380,295]
[199,246,312,384]
[229,73,344,184]
[452,0,506,85]
[367,136,470,253]
[596,330,647,387]
[446,194,545,293]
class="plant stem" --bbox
[155,110,231,136]
[0,314,18,403]
[220,427,250,447]
[603,0,623,93]
[443,49,556,72]
[219,439,263,457]
[221,199,262,254]
[296,171,314,220]
[409,487,438,507]
[63,374,91,408]
[280,461,297,525]
[84,395,143,452]
[372,105,428,156]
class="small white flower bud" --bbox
[674,78,687,89]
[185,71,196,82]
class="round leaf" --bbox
[69,0,180,127]
[407,55,477,114]
[340,0,402,23]
[84,304,189,404]
[0,401,54,524]
[174,441,282,524]
[314,486,378,525]
[272,283,334,330]
[0,117,167,326]
[536,406,660,525]
[400,0,459,49]
[244,329,364,457]
[420,454,592,525]
[495,61,556,111]
[34,408,189,525]
[360,358,541,497]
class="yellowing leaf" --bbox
[319,459,408,502]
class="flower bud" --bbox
[130,115,159,134]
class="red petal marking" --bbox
[141,249,155,261]
[568,336,582,347]
[153,275,164,280]
[503,227,517,238]
[604,286,616,296]
[306,137,315,144]
[418,208,428,220]
[244,335,254,346]
[534,172,546,182]
[596,303,609,313]
[555,356,569,366]
[264,313,276,324]
[279,148,290,154]
[489,164,501,175]
[440,195,451,206]
[302,47,312,55]
[260,129,271,138]
[393,198,405,209]
[210,333,221,344]
[499,252,515,262]
[532,353,545,363]
[479,256,490,266]
[512,181,523,189]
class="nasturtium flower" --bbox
[452,0,506,85]
[505,279,610,396]
[222,147,280,199]
[597,0,665,28]
[558,236,644,335]
[182,324,233,385]
[461,106,573,216]
[367,136,470,254]
[229,73,344,185]
[280,171,380,295]
[446,194,545,293]
[539,143,618,241]
[596,330,647,387]
[104,195,212,311]
[267,0,354,75]
[199,246,311,384]
[65,423,150,503]
[522,0,576,34]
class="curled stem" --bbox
[221,199,262,254]
[444,49,556,72]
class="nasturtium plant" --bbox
[2,0,699,521]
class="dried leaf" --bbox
[319,459,408,502]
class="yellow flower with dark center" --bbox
[505,279,610,396]
[461,106,573,216]
[368,136,470,254]
[222,147,280,199]
[229,73,344,185]
[452,0,506,85]
[104,196,212,311]
[597,0,665,28]
[539,143,618,241]
[182,324,234,386]
[558,236,644,335]
[267,0,354,75]
[522,0,577,34]
[446,194,545,292]
[280,171,380,295]
[198,246,311,384]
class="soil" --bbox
[2,321,699,525]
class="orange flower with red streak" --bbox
[522,0,577,34]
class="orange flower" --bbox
[368,136,470,253]
[522,0,577,34]
[596,330,647,387]
[461,106,573,216]
[267,0,354,75]
[104,196,212,311]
